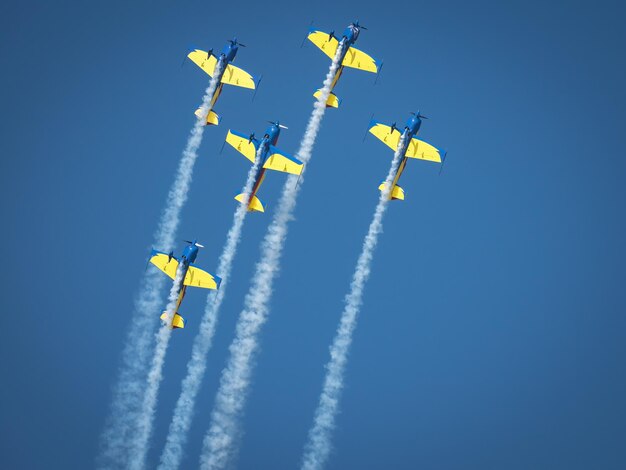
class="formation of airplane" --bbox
[149,241,221,329]
[147,22,447,330]
[224,121,303,212]
[368,112,446,200]
[306,21,380,108]
[186,38,259,126]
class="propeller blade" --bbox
[195,243,205,248]
[183,239,193,244]
[278,124,288,129]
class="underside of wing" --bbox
[406,138,442,162]
[342,46,379,73]
[184,265,221,289]
[263,146,303,175]
[221,64,256,89]
[187,50,218,77]
[307,30,340,60]
[226,130,258,163]
[149,250,179,280]
[368,121,402,151]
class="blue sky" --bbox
[1,0,625,468]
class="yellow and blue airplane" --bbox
[368,112,446,200]
[149,240,221,329]
[186,38,259,126]
[306,21,380,108]
[224,121,303,213]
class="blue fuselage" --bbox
[328,23,364,91]
[391,115,423,190]
[249,124,282,199]
[208,41,240,109]
[171,243,199,302]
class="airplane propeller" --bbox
[229,38,246,47]
[248,133,256,144]
[267,120,288,129]
[183,240,204,248]
[410,111,429,119]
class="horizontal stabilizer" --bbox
[194,108,220,126]
[235,193,265,212]
[313,89,340,108]
[160,312,186,329]
[378,182,405,201]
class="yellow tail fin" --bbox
[235,193,265,212]
[194,108,220,126]
[160,312,186,329]
[313,89,340,108]
[378,183,405,201]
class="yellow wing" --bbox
[183,265,220,289]
[368,122,402,151]
[226,130,258,163]
[221,64,256,89]
[342,47,379,73]
[149,251,179,280]
[406,138,442,162]
[263,146,303,175]
[307,30,340,60]
[187,50,218,77]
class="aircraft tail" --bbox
[160,312,186,329]
[313,89,340,108]
[378,182,405,201]
[194,107,220,126]
[235,193,265,213]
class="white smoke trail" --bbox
[198,44,346,470]
[300,135,407,470]
[158,148,263,469]
[128,265,186,470]
[98,62,224,469]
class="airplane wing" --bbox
[183,265,221,289]
[221,64,257,89]
[263,146,303,175]
[406,138,442,162]
[226,130,258,163]
[149,250,179,280]
[342,47,379,73]
[187,49,218,77]
[307,30,340,60]
[368,120,402,152]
